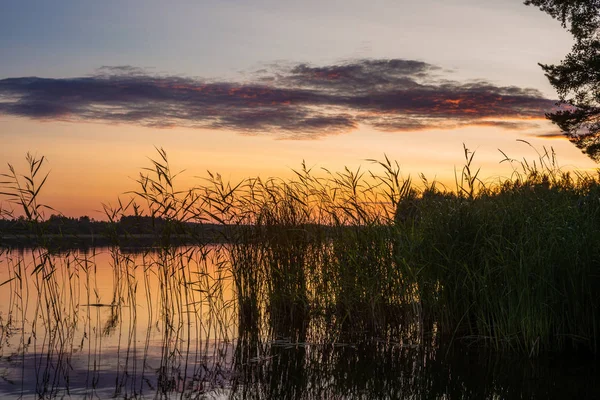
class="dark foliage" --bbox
[525,0,600,161]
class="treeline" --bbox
[0,214,230,248]
[0,214,342,248]
[0,215,105,236]
[0,214,350,250]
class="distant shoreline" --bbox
[0,232,228,249]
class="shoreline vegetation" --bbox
[2,145,600,358]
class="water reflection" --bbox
[229,332,600,399]
[0,245,235,398]
[0,246,598,399]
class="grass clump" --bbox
[202,144,600,356]
[395,145,600,355]
[3,144,600,358]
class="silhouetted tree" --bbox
[526,0,600,161]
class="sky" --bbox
[0,0,597,218]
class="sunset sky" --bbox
[1,0,597,218]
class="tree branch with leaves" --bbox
[525,0,600,161]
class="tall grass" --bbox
[198,144,600,355]
[390,144,600,355]
[2,144,600,363]
[0,151,236,397]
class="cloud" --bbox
[533,132,567,139]
[95,65,148,76]
[0,59,556,138]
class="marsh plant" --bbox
[196,144,600,356]
[0,142,599,400]
[0,152,236,398]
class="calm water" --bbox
[0,246,598,399]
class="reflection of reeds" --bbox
[0,245,237,398]
[229,335,600,400]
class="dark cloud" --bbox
[276,59,438,93]
[361,117,541,132]
[471,120,540,130]
[533,132,567,139]
[0,59,556,138]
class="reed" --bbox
[0,151,236,397]
[2,144,600,362]
[197,144,600,355]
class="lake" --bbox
[0,246,598,399]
